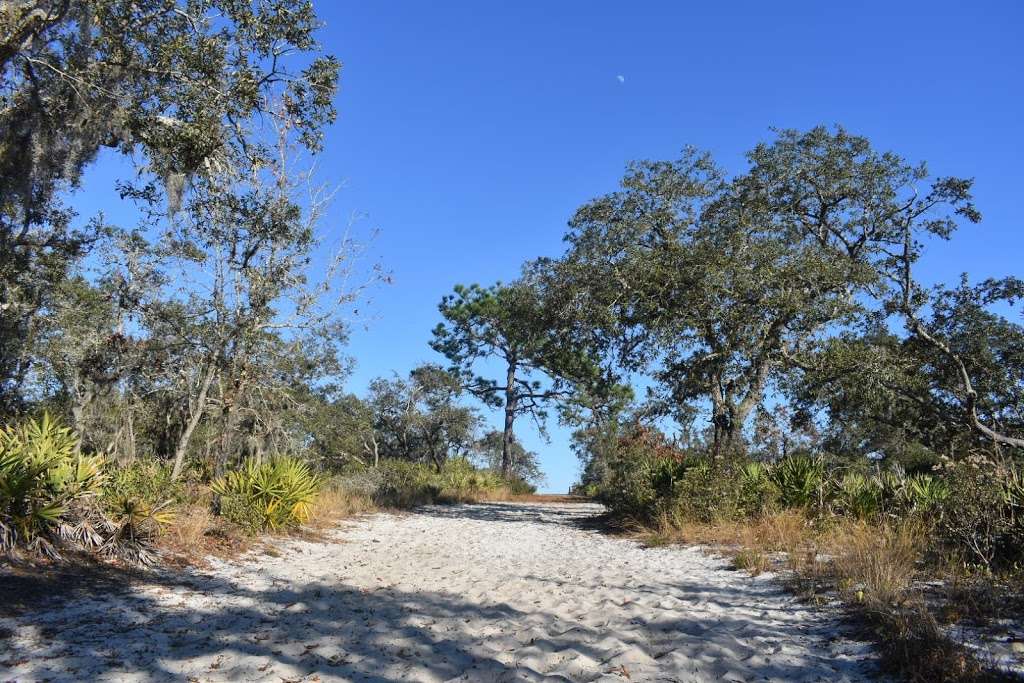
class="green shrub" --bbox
[104,457,187,509]
[439,457,503,494]
[211,456,325,533]
[737,461,780,517]
[1001,466,1024,519]
[101,494,175,565]
[600,452,686,521]
[596,425,695,521]
[601,450,788,525]
[936,457,1024,571]
[0,414,107,556]
[504,477,536,495]
[901,474,949,515]
[372,458,515,506]
[834,472,882,520]
[570,481,601,498]
[102,458,185,563]
[671,460,738,523]
[772,455,825,509]
[375,460,441,507]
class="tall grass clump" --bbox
[834,521,924,610]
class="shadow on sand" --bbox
[1,502,875,682]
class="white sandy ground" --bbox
[0,502,885,682]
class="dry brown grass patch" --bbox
[832,520,924,610]
[156,502,252,567]
[732,548,771,575]
[162,504,213,550]
[307,487,376,529]
[749,510,811,553]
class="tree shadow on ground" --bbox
[1,561,876,682]
[0,554,163,618]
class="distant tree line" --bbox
[3,2,1019,491]
[0,0,545,488]
[432,127,1023,482]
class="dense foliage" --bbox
[0,414,105,555]
[595,426,1023,571]
[211,457,325,533]
[2,2,1021,601]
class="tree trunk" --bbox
[501,359,518,478]
[69,377,92,452]
[708,372,729,457]
[170,363,217,481]
[216,400,236,476]
[124,405,136,463]
[429,442,444,472]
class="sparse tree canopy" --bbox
[0,0,340,412]
[431,280,568,477]
[474,430,543,486]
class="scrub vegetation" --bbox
[1,2,1022,681]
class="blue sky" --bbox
[311,1,1023,491]
[77,2,1024,492]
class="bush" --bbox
[736,461,780,517]
[103,456,187,509]
[601,453,681,521]
[211,456,325,533]
[371,458,516,507]
[101,494,176,565]
[901,474,949,516]
[670,460,741,524]
[438,457,504,496]
[374,460,442,507]
[0,414,107,557]
[597,425,694,520]
[570,481,600,497]
[771,454,825,509]
[936,456,1024,571]
[601,449,784,525]
[833,472,882,520]
[333,467,385,498]
[504,477,537,495]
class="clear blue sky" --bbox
[313,1,1023,491]
[76,2,1024,492]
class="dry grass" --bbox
[732,548,770,575]
[156,502,252,567]
[641,513,742,547]
[750,510,809,553]
[872,601,995,683]
[832,520,924,610]
[307,486,376,529]
[155,484,378,565]
[163,504,214,551]
[633,511,1015,682]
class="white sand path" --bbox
[0,502,881,682]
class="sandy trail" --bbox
[0,502,880,682]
